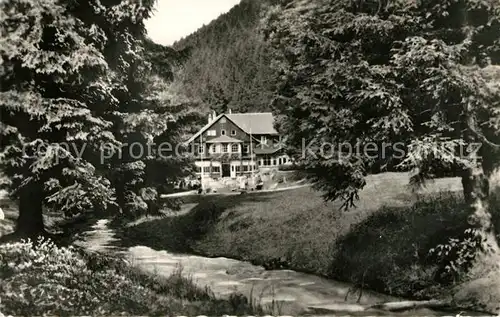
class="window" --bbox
[244,145,250,153]
[220,117,227,123]
[210,144,219,153]
[231,130,237,136]
[231,166,234,171]
[212,166,221,173]
[198,145,204,154]
[231,144,239,152]
[283,157,287,164]
[221,130,226,136]
[222,144,228,153]
[261,136,267,145]
[278,158,282,165]
[207,130,216,136]
[273,159,277,166]
[263,156,271,166]
[203,167,210,173]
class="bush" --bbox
[178,199,227,240]
[277,164,297,171]
[0,238,167,316]
[329,191,500,298]
[0,237,263,316]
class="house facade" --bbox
[186,110,292,179]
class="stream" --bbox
[75,219,473,316]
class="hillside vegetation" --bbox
[117,173,500,310]
[0,238,263,316]
[171,0,278,114]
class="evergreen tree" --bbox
[107,40,198,218]
[265,0,500,312]
[0,0,191,236]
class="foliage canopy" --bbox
[265,0,500,208]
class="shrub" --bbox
[277,164,297,171]
[178,198,227,240]
[428,188,500,285]
[0,237,263,316]
[329,191,500,298]
[0,238,167,316]
[428,228,484,284]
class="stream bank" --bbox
[77,219,477,316]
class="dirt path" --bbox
[160,183,311,198]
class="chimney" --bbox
[212,110,217,119]
[228,108,232,114]
[208,113,212,123]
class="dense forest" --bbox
[170,0,279,114]
[0,0,202,236]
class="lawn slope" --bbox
[119,172,500,302]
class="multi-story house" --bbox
[185,110,292,179]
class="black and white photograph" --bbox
[1,0,500,316]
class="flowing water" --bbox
[77,219,472,316]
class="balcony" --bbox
[192,152,255,161]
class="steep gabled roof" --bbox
[185,113,225,144]
[185,112,278,144]
[226,113,278,135]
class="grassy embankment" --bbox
[118,172,500,301]
[0,196,264,316]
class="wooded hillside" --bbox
[171,0,279,114]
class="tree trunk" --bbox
[481,143,500,195]
[460,98,499,255]
[455,103,500,313]
[461,166,497,247]
[16,182,46,239]
[114,180,126,216]
[455,166,500,314]
[459,134,500,265]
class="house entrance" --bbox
[222,163,231,177]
